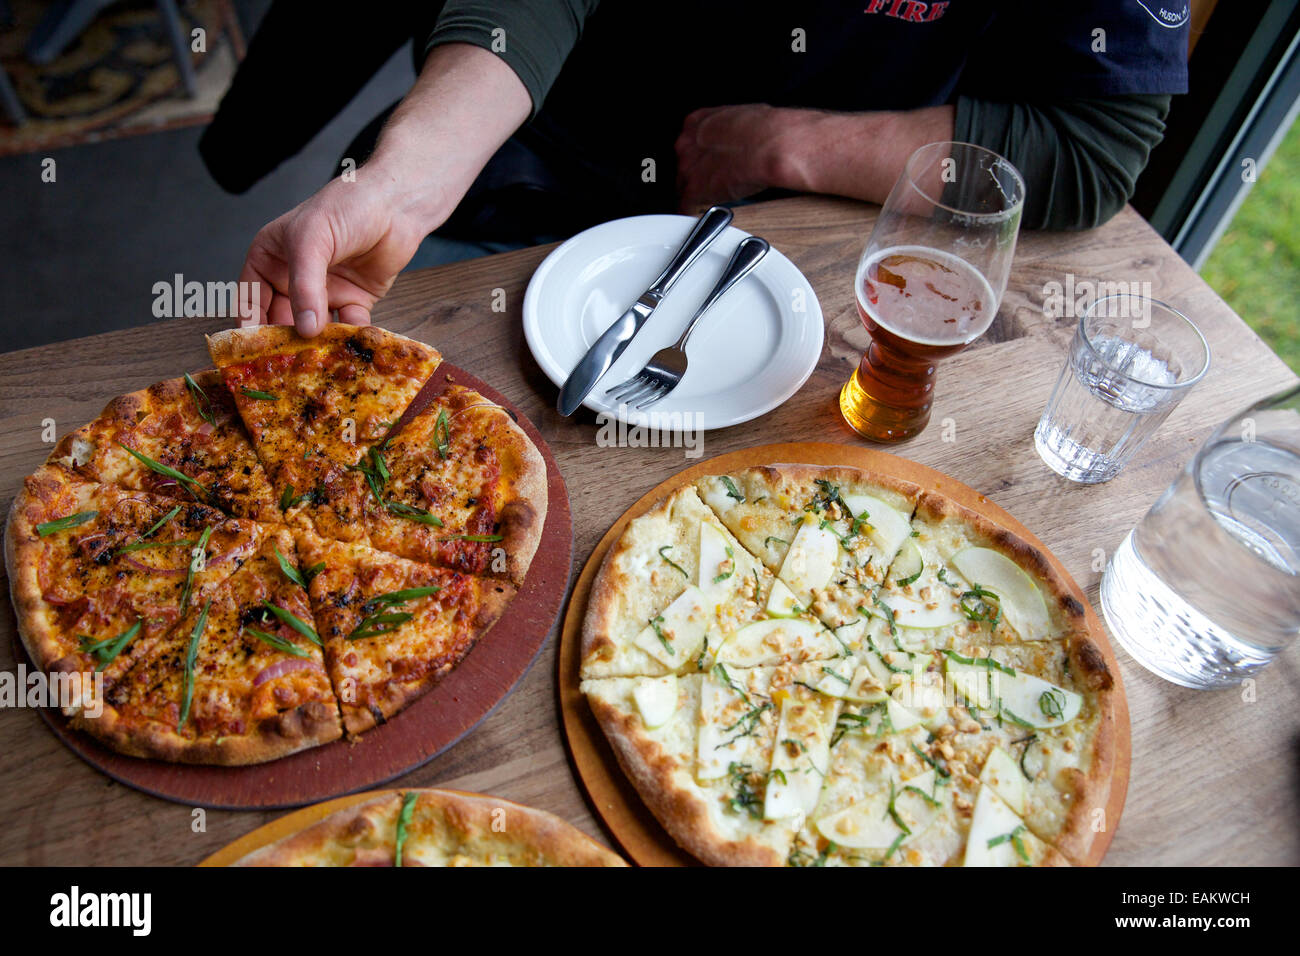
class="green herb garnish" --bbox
[239,387,278,401]
[1013,734,1038,781]
[178,525,214,616]
[658,545,688,579]
[719,476,745,502]
[384,500,443,526]
[178,598,212,726]
[712,546,735,584]
[439,533,503,542]
[246,627,310,658]
[274,545,308,589]
[262,599,321,646]
[432,408,451,460]
[394,791,418,866]
[649,614,672,656]
[987,824,1030,863]
[348,587,441,640]
[116,442,208,499]
[36,511,98,537]
[959,584,1002,628]
[79,619,142,672]
[763,536,789,549]
[910,742,951,778]
[1039,688,1066,721]
[184,372,216,426]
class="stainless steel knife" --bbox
[556,205,735,416]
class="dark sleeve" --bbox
[954,94,1172,231]
[424,0,600,117]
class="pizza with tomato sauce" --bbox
[5,325,547,765]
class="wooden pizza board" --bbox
[197,787,626,866]
[22,363,573,809]
[558,441,1131,867]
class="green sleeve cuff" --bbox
[425,1,597,119]
[954,93,1171,231]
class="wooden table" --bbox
[1,196,1296,866]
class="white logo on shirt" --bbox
[1134,1,1190,28]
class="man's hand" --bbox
[237,43,531,336]
[239,173,443,333]
[674,104,792,212]
[675,103,956,213]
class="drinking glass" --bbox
[1101,385,1300,689]
[839,141,1024,442]
[1035,295,1210,483]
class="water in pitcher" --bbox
[1101,437,1300,688]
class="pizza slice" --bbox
[47,371,279,521]
[206,325,440,542]
[75,527,341,764]
[232,790,627,866]
[581,666,794,866]
[336,383,547,584]
[697,466,920,629]
[295,529,515,735]
[6,466,274,707]
[580,484,841,680]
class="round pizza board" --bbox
[196,787,624,866]
[558,441,1131,867]
[29,363,573,809]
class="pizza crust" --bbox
[583,678,790,866]
[233,789,626,867]
[205,323,439,370]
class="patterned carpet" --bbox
[0,0,243,156]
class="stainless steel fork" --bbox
[605,236,770,409]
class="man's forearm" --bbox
[772,106,957,204]
[360,43,532,232]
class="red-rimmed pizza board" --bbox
[558,441,1131,867]
[24,363,572,809]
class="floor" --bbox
[0,1,416,354]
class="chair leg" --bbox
[25,0,113,65]
[157,0,198,98]
[0,65,26,126]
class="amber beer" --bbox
[840,246,996,441]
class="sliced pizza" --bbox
[581,667,795,866]
[46,370,279,521]
[206,325,440,542]
[294,529,514,735]
[335,383,547,584]
[580,484,841,680]
[6,466,274,705]
[232,789,626,866]
[75,527,341,764]
[697,465,920,628]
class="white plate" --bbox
[523,214,824,431]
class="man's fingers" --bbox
[337,304,371,327]
[267,295,296,327]
[285,216,333,337]
[237,249,278,327]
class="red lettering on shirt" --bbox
[864,0,948,21]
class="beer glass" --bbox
[839,142,1024,441]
